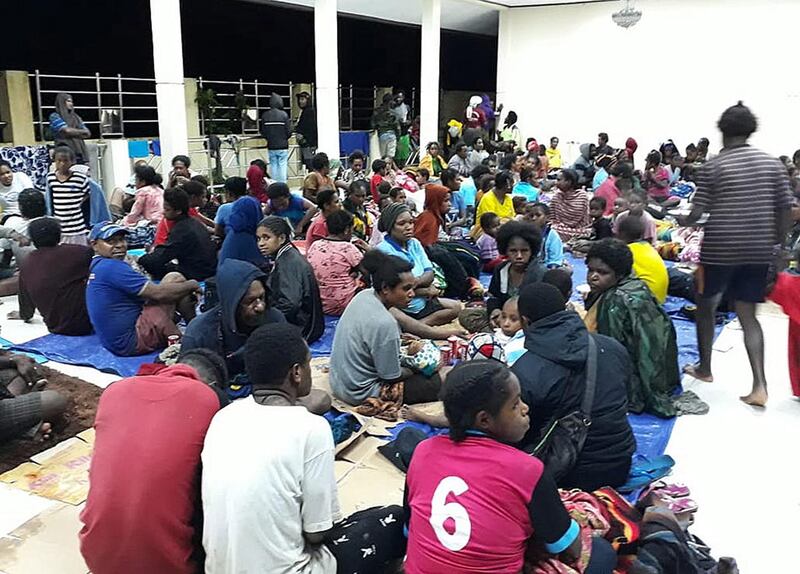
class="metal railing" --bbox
[30,70,158,140]
[338,85,416,131]
[196,77,294,137]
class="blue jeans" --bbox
[268,149,289,183]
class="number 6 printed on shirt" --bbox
[430,476,471,551]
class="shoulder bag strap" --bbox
[580,335,598,417]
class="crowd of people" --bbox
[0,93,795,573]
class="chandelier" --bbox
[612,0,642,29]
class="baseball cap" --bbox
[89,221,129,241]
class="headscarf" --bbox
[625,137,638,164]
[479,94,495,123]
[218,196,266,268]
[378,202,410,234]
[423,184,449,224]
[53,92,88,161]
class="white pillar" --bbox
[420,0,441,147]
[150,0,189,166]
[315,0,340,158]
[495,10,512,116]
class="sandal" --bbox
[643,480,690,499]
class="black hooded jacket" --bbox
[511,310,635,490]
[259,93,292,150]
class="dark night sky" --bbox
[6,0,497,91]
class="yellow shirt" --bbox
[475,190,516,230]
[629,241,668,304]
[546,147,562,169]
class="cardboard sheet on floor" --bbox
[10,333,158,378]
[0,437,92,505]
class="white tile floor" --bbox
[0,295,797,571]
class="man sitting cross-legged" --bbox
[86,221,199,356]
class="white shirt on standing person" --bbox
[201,397,341,573]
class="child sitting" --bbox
[589,197,614,239]
[618,216,668,304]
[305,188,341,248]
[256,216,324,342]
[768,251,800,398]
[370,158,389,204]
[213,176,247,238]
[512,166,540,202]
[613,189,658,245]
[543,267,586,319]
[528,202,564,269]
[404,360,617,574]
[476,213,502,272]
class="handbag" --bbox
[531,335,598,481]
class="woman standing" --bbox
[550,168,591,242]
[49,93,91,165]
[376,203,461,327]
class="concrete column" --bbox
[420,0,441,147]
[0,71,36,145]
[495,10,512,123]
[184,78,201,140]
[150,0,189,165]
[314,0,340,158]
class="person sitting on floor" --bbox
[182,258,285,377]
[584,239,679,417]
[152,179,214,246]
[217,195,266,269]
[418,141,448,179]
[302,152,335,204]
[87,222,200,356]
[512,283,635,491]
[0,187,43,277]
[569,196,615,254]
[264,182,317,237]
[257,216,324,342]
[307,209,368,316]
[14,217,92,335]
[370,158,389,204]
[613,189,658,246]
[138,187,218,281]
[441,168,468,237]
[617,215,669,304]
[343,179,375,242]
[593,162,629,216]
[447,142,471,178]
[335,149,368,192]
[403,360,617,574]
[527,202,565,269]
[201,323,401,574]
[121,164,163,228]
[414,181,452,247]
[551,168,591,242]
[475,170,516,231]
[0,160,33,216]
[376,203,462,327]
[246,159,270,204]
[79,350,229,574]
[543,267,586,319]
[305,188,342,248]
[487,220,545,323]
[512,166,541,202]
[643,150,680,208]
[0,352,67,444]
[476,212,502,272]
[214,176,247,238]
[330,250,445,406]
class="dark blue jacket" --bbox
[182,259,284,375]
[511,310,635,490]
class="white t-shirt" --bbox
[0,172,33,215]
[201,398,342,574]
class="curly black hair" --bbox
[441,361,513,442]
[495,220,543,255]
[245,323,309,388]
[586,238,633,279]
[718,101,758,138]
[178,348,229,388]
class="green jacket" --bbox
[595,275,679,418]
[371,106,399,135]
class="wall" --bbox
[497,0,800,162]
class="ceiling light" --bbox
[612,0,642,29]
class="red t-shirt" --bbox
[305,215,329,248]
[79,365,223,574]
[370,173,385,204]
[405,435,574,574]
[153,207,200,246]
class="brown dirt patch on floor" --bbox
[0,365,103,474]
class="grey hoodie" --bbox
[259,93,292,150]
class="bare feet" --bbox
[400,404,424,422]
[740,387,768,408]
[683,364,713,383]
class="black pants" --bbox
[324,505,406,573]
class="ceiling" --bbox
[244,0,615,35]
